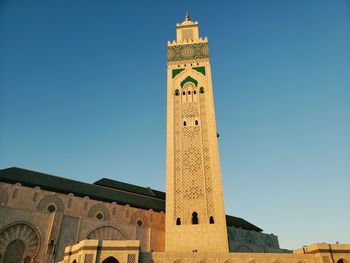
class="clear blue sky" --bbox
[1,0,349,249]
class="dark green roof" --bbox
[94,178,166,200]
[225,215,262,232]
[0,167,164,212]
[0,167,262,232]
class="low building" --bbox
[0,167,286,262]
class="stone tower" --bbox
[165,13,229,253]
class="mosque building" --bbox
[0,14,348,263]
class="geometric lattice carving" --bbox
[174,80,218,221]
[182,103,198,117]
[199,93,215,216]
[174,94,183,217]
[168,43,209,62]
[0,222,41,261]
[88,203,110,221]
[84,254,94,263]
[129,211,149,228]
[0,185,8,206]
[181,97,203,200]
[37,194,65,213]
[86,226,127,240]
[128,254,136,263]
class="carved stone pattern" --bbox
[129,210,149,227]
[84,254,94,263]
[87,226,127,240]
[199,94,215,216]
[174,94,183,217]
[0,185,8,206]
[128,254,136,263]
[181,103,198,117]
[181,99,204,202]
[182,126,204,200]
[168,43,209,62]
[0,222,40,260]
[87,203,110,221]
[37,195,65,213]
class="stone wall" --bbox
[142,252,316,263]
[0,182,164,263]
[0,181,286,262]
[228,226,289,253]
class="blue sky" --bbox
[1,0,349,249]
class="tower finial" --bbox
[185,11,190,21]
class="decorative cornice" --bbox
[168,37,208,46]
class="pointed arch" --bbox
[86,225,128,240]
[3,239,25,263]
[192,212,199,224]
[0,221,41,261]
[180,76,198,88]
[102,256,119,263]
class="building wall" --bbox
[227,226,289,253]
[59,242,350,263]
[142,251,316,263]
[0,181,286,263]
[0,182,164,263]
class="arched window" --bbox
[192,212,198,224]
[188,91,191,94]
[4,240,25,263]
[96,213,104,220]
[176,217,181,225]
[182,91,186,95]
[183,121,186,126]
[72,260,77,263]
[103,256,119,263]
[194,90,197,95]
[209,216,214,224]
[47,205,56,213]
[137,220,143,227]
[195,120,198,125]
[337,260,344,263]
[48,239,55,254]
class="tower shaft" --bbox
[165,15,228,252]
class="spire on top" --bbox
[185,11,190,21]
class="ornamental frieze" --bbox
[168,42,209,62]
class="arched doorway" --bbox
[337,259,344,263]
[102,257,119,263]
[3,239,25,263]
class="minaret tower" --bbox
[165,13,229,252]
